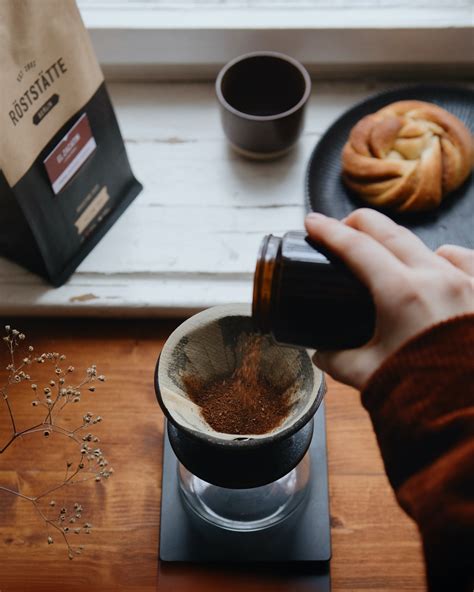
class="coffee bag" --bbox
[0,0,142,286]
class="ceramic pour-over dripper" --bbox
[155,304,325,490]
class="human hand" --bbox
[305,208,474,389]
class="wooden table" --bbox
[0,319,426,591]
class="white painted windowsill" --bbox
[1,2,472,317]
[0,80,419,318]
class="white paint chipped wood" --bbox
[0,80,445,316]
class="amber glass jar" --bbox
[253,232,376,349]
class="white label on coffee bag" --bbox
[74,186,109,235]
[44,113,96,194]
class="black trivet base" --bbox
[159,403,331,589]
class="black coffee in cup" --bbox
[216,51,311,159]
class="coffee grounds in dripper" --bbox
[183,336,294,435]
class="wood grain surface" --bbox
[0,319,426,592]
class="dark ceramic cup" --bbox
[216,51,311,159]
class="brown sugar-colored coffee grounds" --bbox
[183,336,294,435]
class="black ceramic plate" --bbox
[306,85,474,249]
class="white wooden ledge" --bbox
[0,80,447,317]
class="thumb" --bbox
[312,348,373,390]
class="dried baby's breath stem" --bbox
[0,325,113,558]
[1,361,17,436]
[0,485,34,502]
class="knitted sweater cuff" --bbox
[361,314,474,490]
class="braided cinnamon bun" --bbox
[342,100,473,212]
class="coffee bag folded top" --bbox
[0,0,142,286]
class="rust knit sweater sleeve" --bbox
[361,315,474,592]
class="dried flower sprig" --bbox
[0,325,113,559]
